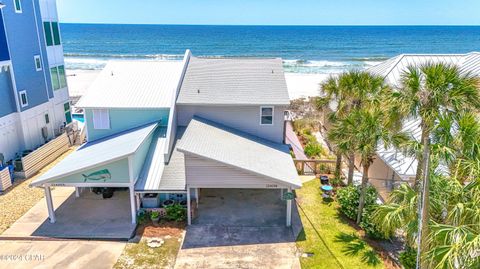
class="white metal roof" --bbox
[367,52,480,179]
[177,117,301,188]
[368,53,468,87]
[31,123,158,186]
[177,57,291,105]
[135,128,186,192]
[76,61,185,109]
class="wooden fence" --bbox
[21,133,70,178]
[0,167,12,191]
[294,159,337,175]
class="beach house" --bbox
[30,50,301,235]
[341,52,480,198]
[0,0,71,162]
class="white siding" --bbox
[177,105,287,143]
[184,155,289,189]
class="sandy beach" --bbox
[66,69,331,103]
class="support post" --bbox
[44,186,56,223]
[195,188,199,208]
[75,187,80,198]
[187,187,191,225]
[280,188,284,200]
[286,187,292,227]
[129,186,137,224]
[136,194,141,211]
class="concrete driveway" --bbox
[175,189,301,269]
[0,240,125,269]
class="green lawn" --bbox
[295,179,385,269]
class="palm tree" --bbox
[330,107,405,223]
[373,174,480,269]
[431,112,480,182]
[390,62,480,267]
[321,70,388,184]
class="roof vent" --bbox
[197,89,200,94]
[272,69,274,73]
[111,71,114,76]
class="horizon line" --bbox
[58,22,480,27]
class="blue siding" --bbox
[85,109,170,141]
[34,0,53,98]
[0,69,16,117]
[2,0,49,111]
[0,11,9,61]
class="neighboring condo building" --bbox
[0,0,71,161]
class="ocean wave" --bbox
[64,54,384,73]
[64,53,185,60]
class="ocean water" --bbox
[61,24,480,74]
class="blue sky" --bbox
[57,0,480,25]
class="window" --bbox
[52,22,61,45]
[34,55,42,71]
[92,109,110,129]
[14,0,22,13]
[43,22,53,46]
[19,90,28,107]
[43,22,61,46]
[44,113,50,124]
[50,67,60,90]
[64,102,72,124]
[260,106,274,125]
[58,65,67,88]
[50,65,67,90]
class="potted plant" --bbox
[150,211,160,224]
[162,199,174,207]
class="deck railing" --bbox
[294,159,337,175]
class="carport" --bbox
[176,118,302,227]
[194,188,286,226]
[30,123,158,226]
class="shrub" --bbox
[293,118,318,133]
[137,210,150,225]
[165,203,186,222]
[337,185,378,221]
[399,247,417,269]
[304,142,324,158]
[360,204,387,239]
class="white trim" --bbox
[260,106,274,125]
[128,155,134,183]
[129,185,137,224]
[187,187,191,225]
[46,182,131,188]
[13,0,22,13]
[19,90,28,107]
[44,186,56,223]
[34,55,42,71]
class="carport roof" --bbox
[31,122,158,187]
[177,117,301,188]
